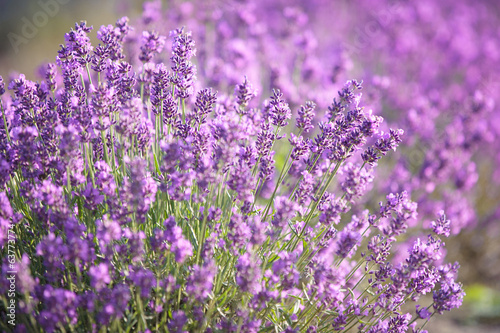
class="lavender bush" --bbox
[1,0,488,332]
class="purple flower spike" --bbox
[235,76,257,112]
[269,89,292,127]
[139,31,166,63]
[432,210,451,237]
[89,262,111,291]
[297,101,316,133]
[170,28,197,99]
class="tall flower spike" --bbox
[235,76,257,113]
[432,210,451,237]
[64,21,93,65]
[297,101,315,133]
[139,31,166,63]
[269,89,292,127]
[170,28,197,99]
[193,88,217,126]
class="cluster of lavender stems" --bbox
[3,0,496,332]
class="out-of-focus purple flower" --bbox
[416,305,432,319]
[129,267,156,298]
[142,0,162,25]
[120,158,157,223]
[271,196,298,234]
[318,193,348,226]
[168,310,188,333]
[236,252,262,293]
[295,170,314,207]
[432,210,451,237]
[335,230,362,259]
[139,31,166,63]
[186,260,215,302]
[95,160,116,196]
[340,162,374,203]
[227,159,255,203]
[228,212,252,254]
[164,216,193,263]
[89,262,112,291]
[97,283,131,325]
[37,286,78,333]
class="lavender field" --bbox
[1,0,499,332]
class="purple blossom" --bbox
[296,101,315,133]
[129,267,156,298]
[186,260,215,302]
[193,88,217,126]
[335,230,362,259]
[0,75,5,95]
[63,21,93,65]
[97,283,131,325]
[256,121,276,157]
[289,133,309,161]
[258,151,275,183]
[340,162,374,203]
[170,28,197,99]
[89,262,112,291]
[235,76,257,111]
[164,216,193,263]
[142,0,162,25]
[269,89,292,127]
[379,191,418,238]
[271,196,298,235]
[295,170,315,207]
[236,253,262,293]
[416,305,432,319]
[228,213,252,254]
[433,264,465,314]
[37,286,78,332]
[318,193,348,226]
[139,31,166,63]
[168,310,188,333]
[227,159,255,203]
[432,210,451,237]
[374,129,404,156]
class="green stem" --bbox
[1,103,11,142]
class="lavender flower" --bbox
[269,89,292,127]
[170,28,197,99]
[139,31,166,63]
[296,101,316,133]
[89,262,111,291]
[235,76,257,112]
[432,210,451,237]
[186,261,215,302]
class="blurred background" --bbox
[0,0,144,79]
[1,0,499,332]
